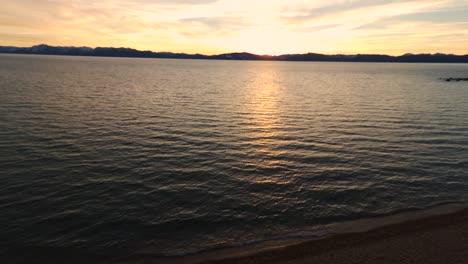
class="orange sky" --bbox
[1,0,468,55]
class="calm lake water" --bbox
[1,54,467,257]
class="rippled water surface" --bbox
[1,54,467,256]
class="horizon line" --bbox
[2,43,468,57]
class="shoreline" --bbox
[113,202,468,264]
[3,202,468,264]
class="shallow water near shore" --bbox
[152,202,468,264]
[0,54,467,258]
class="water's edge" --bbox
[134,201,468,264]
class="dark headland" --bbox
[1,44,468,63]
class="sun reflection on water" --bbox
[242,64,294,185]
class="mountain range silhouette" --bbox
[1,44,468,63]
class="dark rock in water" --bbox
[441,78,468,82]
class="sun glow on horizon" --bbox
[1,0,468,55]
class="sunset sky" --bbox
[1,0,468,55]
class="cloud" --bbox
[357,8,468,29]
[295,23,342,33]
[282,0,408,23]
[339,2,468,55]
[175,16,247,39]
[1,0,468,54]
[282,0,449,25]
[179,16,245,30]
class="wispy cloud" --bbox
[282,0,412,23]
[179,17,245,29]
[1,0,468,55]
[357,8,468,29]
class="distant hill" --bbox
[1,44,468,63]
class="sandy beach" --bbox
[200,207,468,264]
